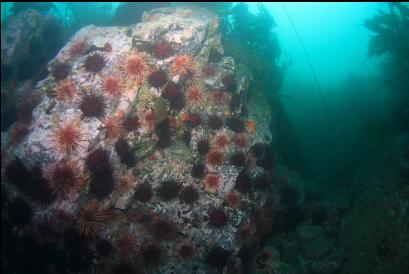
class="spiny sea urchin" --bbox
[234,134,248,148]
[235,169,252,193]
[222,73,236,92]
[206,150,224,166]
[86,148,111,174]
[212,90,229,105]
[122,115,140,132]
[204,173,220,193]
[120,50,149,84]
[102,75,123,97]
[185,85,204,106]
[83,52,106,73]
[115,138,137,168]
[54,79,76,101]
[79,93,106,118]
[134,183,153,203]
[75,200,111,238]
[153,41,174,59]
[8,197,33,227]
[68,39,89,58]
[150,218,177,241]
[116,232,137,259]
[157,180,181,201]
[51,119,85,155]
[149,69,168,88]
[226,117,245,133]
[179,186,199,205]
[177,242,196,260]
[45,160,85,200]
[208,208,228,228]
[141,243,164,268]
[52,62,70,80]
[197,139,210,155]
[191,162,205,179]
[230,151,246,167]
[162,82,180,99]
[206,246,230,270]
[171,55,194,78]
[207,115,223,130]
[102,115,123,140]
[213,134,230,150]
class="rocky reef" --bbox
[2,7,279,274]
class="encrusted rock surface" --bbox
[3,6,275,273]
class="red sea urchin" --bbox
[212,90,229,105]
[117,174,134,192]
[153,41,174,59]
[76,200,111,238]
[68,39,89,58]
[204,173,220,193]
[102,75,123,97]
[54,79,76,101]
[206,150,224,166]
[226,191,241,208]
[185,85,204,106]
[214,134,230,149]
[234,134,248,148]
[102,115,123,140]
[51,119,85,156]
[120,50,149,85]
[171,55,194,78]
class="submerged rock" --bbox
[2,6,276,274]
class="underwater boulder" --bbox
[2,6,279,274]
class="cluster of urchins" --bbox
[2,36,278,273]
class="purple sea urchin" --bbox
[179,186,199,205]
[79,93,106,118]
[149,70,168,88]
[134,183,153,202]
[208,208,228,228]
[157,180,181,201]
[83,52,106,73]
